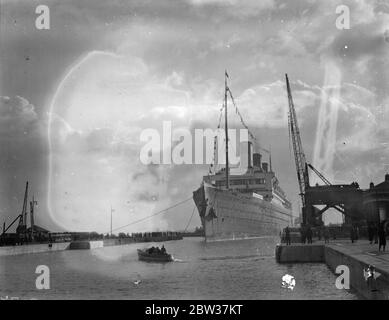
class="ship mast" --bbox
[224,70,229,189]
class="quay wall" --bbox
[275,244,324,263]
[68,240,104,250]
[276,244,389,299]
[103,238,135,246]
[0,242,69,256]
[324,246,389,300]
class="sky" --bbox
[0,0,388,233]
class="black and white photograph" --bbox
[0,0,388,305]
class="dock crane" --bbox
[1,182,30,238]
[286,74,312,225]
[286,74,363,226]
[307,164,331,186]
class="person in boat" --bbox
[161,245,166,254]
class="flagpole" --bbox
[224,70,229,189]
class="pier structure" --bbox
[286,74,387,228]
[364,174,389,228]
[276,241,389,299]
[304,183,364,225]
[276,173,389,299]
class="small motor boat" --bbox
[137,247,173,262]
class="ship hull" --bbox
[193,183,293,241]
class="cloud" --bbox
[233,80,319,128]
[0,96,39,138]
[308,80,389,186]
[335,83,388,157]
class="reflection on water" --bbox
[0,237,358,300]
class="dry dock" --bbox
[276,240,389,299]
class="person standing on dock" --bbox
[285,226,291,246]
[324,227,330,244]
[350,225,355,243]
[300,226,306,244]
[368,223,374,244]
[374,223,379,244]
[378,222,386,252]
[306,225,313,244]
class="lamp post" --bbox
[110,206,115,237]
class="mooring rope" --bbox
[183,205,196,233]
[108,196,193,234]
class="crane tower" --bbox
[285,74,312,225]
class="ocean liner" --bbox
[193,72,293,241]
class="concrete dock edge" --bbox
[276,244,324,263]
[276,243,389,299]
[0,237,178,256]
[324,245,389,299]
[0,242,70,256]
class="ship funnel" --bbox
[248,141,253,168]
[240,141,253,169]
[253,153,261,168]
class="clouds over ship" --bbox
[0,0,388,230]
